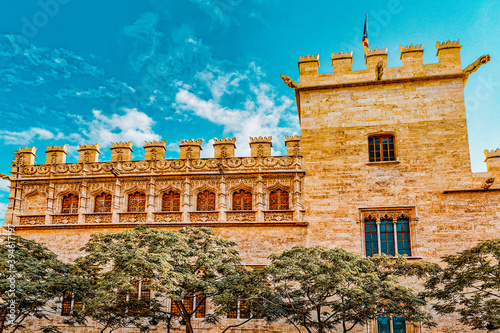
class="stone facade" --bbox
[2,39,499,333]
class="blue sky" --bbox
[0,0,499,223]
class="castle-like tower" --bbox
[3,40,500,333]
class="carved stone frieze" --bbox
[84,213,112,224]
[153,212,183,223]
[226,211,256,222]
[263,211,294,222]
[52,214,78,225]
[189,212,219,222]
[16,156,301,179]
[19,215,45,225]
[118,213,147,223]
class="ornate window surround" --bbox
[359,206,418,258]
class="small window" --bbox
[128,192,146,212]
[233,190,252,211]
[197,190,216,211]
[162,191,181,212]
[61,194,79,214]
[269,189,289,210]
[94,193,112,213]
[368,135,395,162]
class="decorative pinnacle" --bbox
[15,147,37,154]
[111,141,133,149]
[485,148,500,159]
[78,143,101,150]
[144,140,167,146]
[46,145,68,152]
[331,51,353,60]
[400,44,423,53]
[299,54,319,63]
[250,136,272,143]
[366,47,388,56]
[180,139,203,145]
[213,137,236,144]
[436,40,460,50]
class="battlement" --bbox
[180,139,203,145]
[77,144,100,163]
[12,136,300,171]
[485,148,500,173]
[299,54,319,63]
[249,136,273,157]
[13,147,37,166]
[45,145,68,164]
[144,140,167,161]
[288,39,487,88]
[111,141,134,149]
[213,137,237,158]
[285,135,301,156]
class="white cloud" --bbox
[0,34,101,87]
[77,108,161,147]
[0,179,9,192]
[174,62,299,156]
[0,127,56,145]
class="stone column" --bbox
[79,181,88,224]
[219,176,227,222]
[112,179,122,223]
[147,179,155,223]
[256,175,264,221]
[182,177,191,222]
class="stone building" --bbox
[2,39,499,333]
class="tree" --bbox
[71,226,242,333]
[423,238,500,330]
[164,227,242,333]
[0,235,70,333]
[240,246,437,333]
[68,225,183,332]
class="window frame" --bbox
[61,194,79,214]
[127,191,147,212]
[360,207,415,257]
[196,190,216,211]
[232,189,253,211]
[268,188,290,211]
[94,192,112,213]
[367,133,396,163]
[161,190,181,212]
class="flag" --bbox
[362,14,369,65]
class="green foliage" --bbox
[0,235,69,333]
[72,226,242,333]
[423,238,500,330]
[217,246,437,333]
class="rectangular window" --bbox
[368,135,395,162]
[361,208,413,257]
[171,294,206,318]
[377,316,406,333]
[61,291,82,316]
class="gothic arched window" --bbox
[128,192,146,212]
[162,191,180,211]
[269,189,289,210]
[197,190,216,211]
[94,193,112,213]
[61,194,79,214]
[232,190,252,211]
